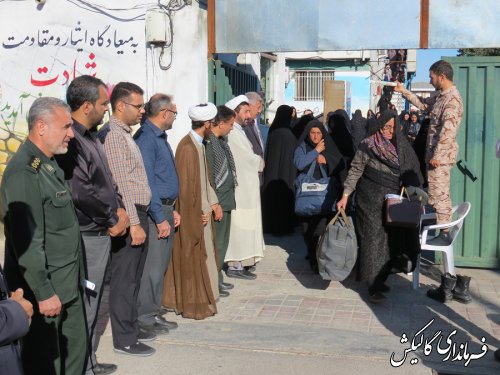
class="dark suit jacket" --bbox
[1,265,29,375]
[242,121,264,158]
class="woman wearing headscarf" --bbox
[262,105,297,235]
[399,110,411,137]
[294,120,344,272]
[326,109,355,185]
[406,112,421,144]
[337,110,423,303]
[413,117,430,187]
[290,106,298,127]
[292,113,314,139]
[367,109,375,119]
[351,109,368,149]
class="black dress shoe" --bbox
[245,265,256,272]
[219,282,234,290]
[379,284,391,293]
[154,315,178,329]
[139,324,168,337]
[226,269,257,280]
[92,363,117,375]
[218,288,230,297]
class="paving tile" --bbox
[334,311,353,319]
[352,312,372,320]
[294,314,313,322]
[312,315,332,323]
[258,310,277,318]
[297,308,316,315]
[330,318,351,328]
[351,318,370,327]
[274,312,296,320]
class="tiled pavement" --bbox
[95,231,500,374]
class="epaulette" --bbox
[27,156,42,173]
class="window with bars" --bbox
[294,70,335,101]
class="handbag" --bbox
[385,187,423,228]
[317,208,357,281]
[294,160,336,216]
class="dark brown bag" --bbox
[385,187,422,228]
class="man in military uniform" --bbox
[395,60,463,230]
[1,97,87,375]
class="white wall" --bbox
[154,5,208,150]
[0,1,209,151]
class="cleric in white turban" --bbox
[188,102,218,122]
[224,95,249,111]
[162,100,222,319]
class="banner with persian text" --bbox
[0,0,147,175]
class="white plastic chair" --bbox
[412,202,471,289]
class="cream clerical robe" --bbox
[226,123,265,266]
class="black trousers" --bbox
[109,206,149,348]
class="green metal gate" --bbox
[447,56,500,268]
[208,60,259,106]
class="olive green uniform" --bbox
[1,139,87,375]
[205,140,236,283]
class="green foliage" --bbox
[458,48,500,56]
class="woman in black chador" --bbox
[326,109,355,186]
[351,109,368,150]
[262,105,297,235]
[294,120,344,272]
[337,110,423,303]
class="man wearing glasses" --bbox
[98,82,154,356]
[134,93,180,335]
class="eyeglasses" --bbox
[122,101,145,111]
[381,124,394,131]
[160,108,178,117]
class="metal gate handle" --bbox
[457,160,478,182]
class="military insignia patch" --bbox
[29,156,42,172]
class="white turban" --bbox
[188,103,217,121]
[225,95,249,111]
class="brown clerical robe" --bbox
[162,133,218,319]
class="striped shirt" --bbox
[99,116,151,225]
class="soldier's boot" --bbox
[452,274,472,304]
[426,272,456,303]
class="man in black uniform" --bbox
[1,97,87,375]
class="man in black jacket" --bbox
[56,75,129,374]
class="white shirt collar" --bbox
[190,130,204,145]
[233,122,244,133]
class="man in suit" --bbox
[243,92,265,185]
[0,264,33,375]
